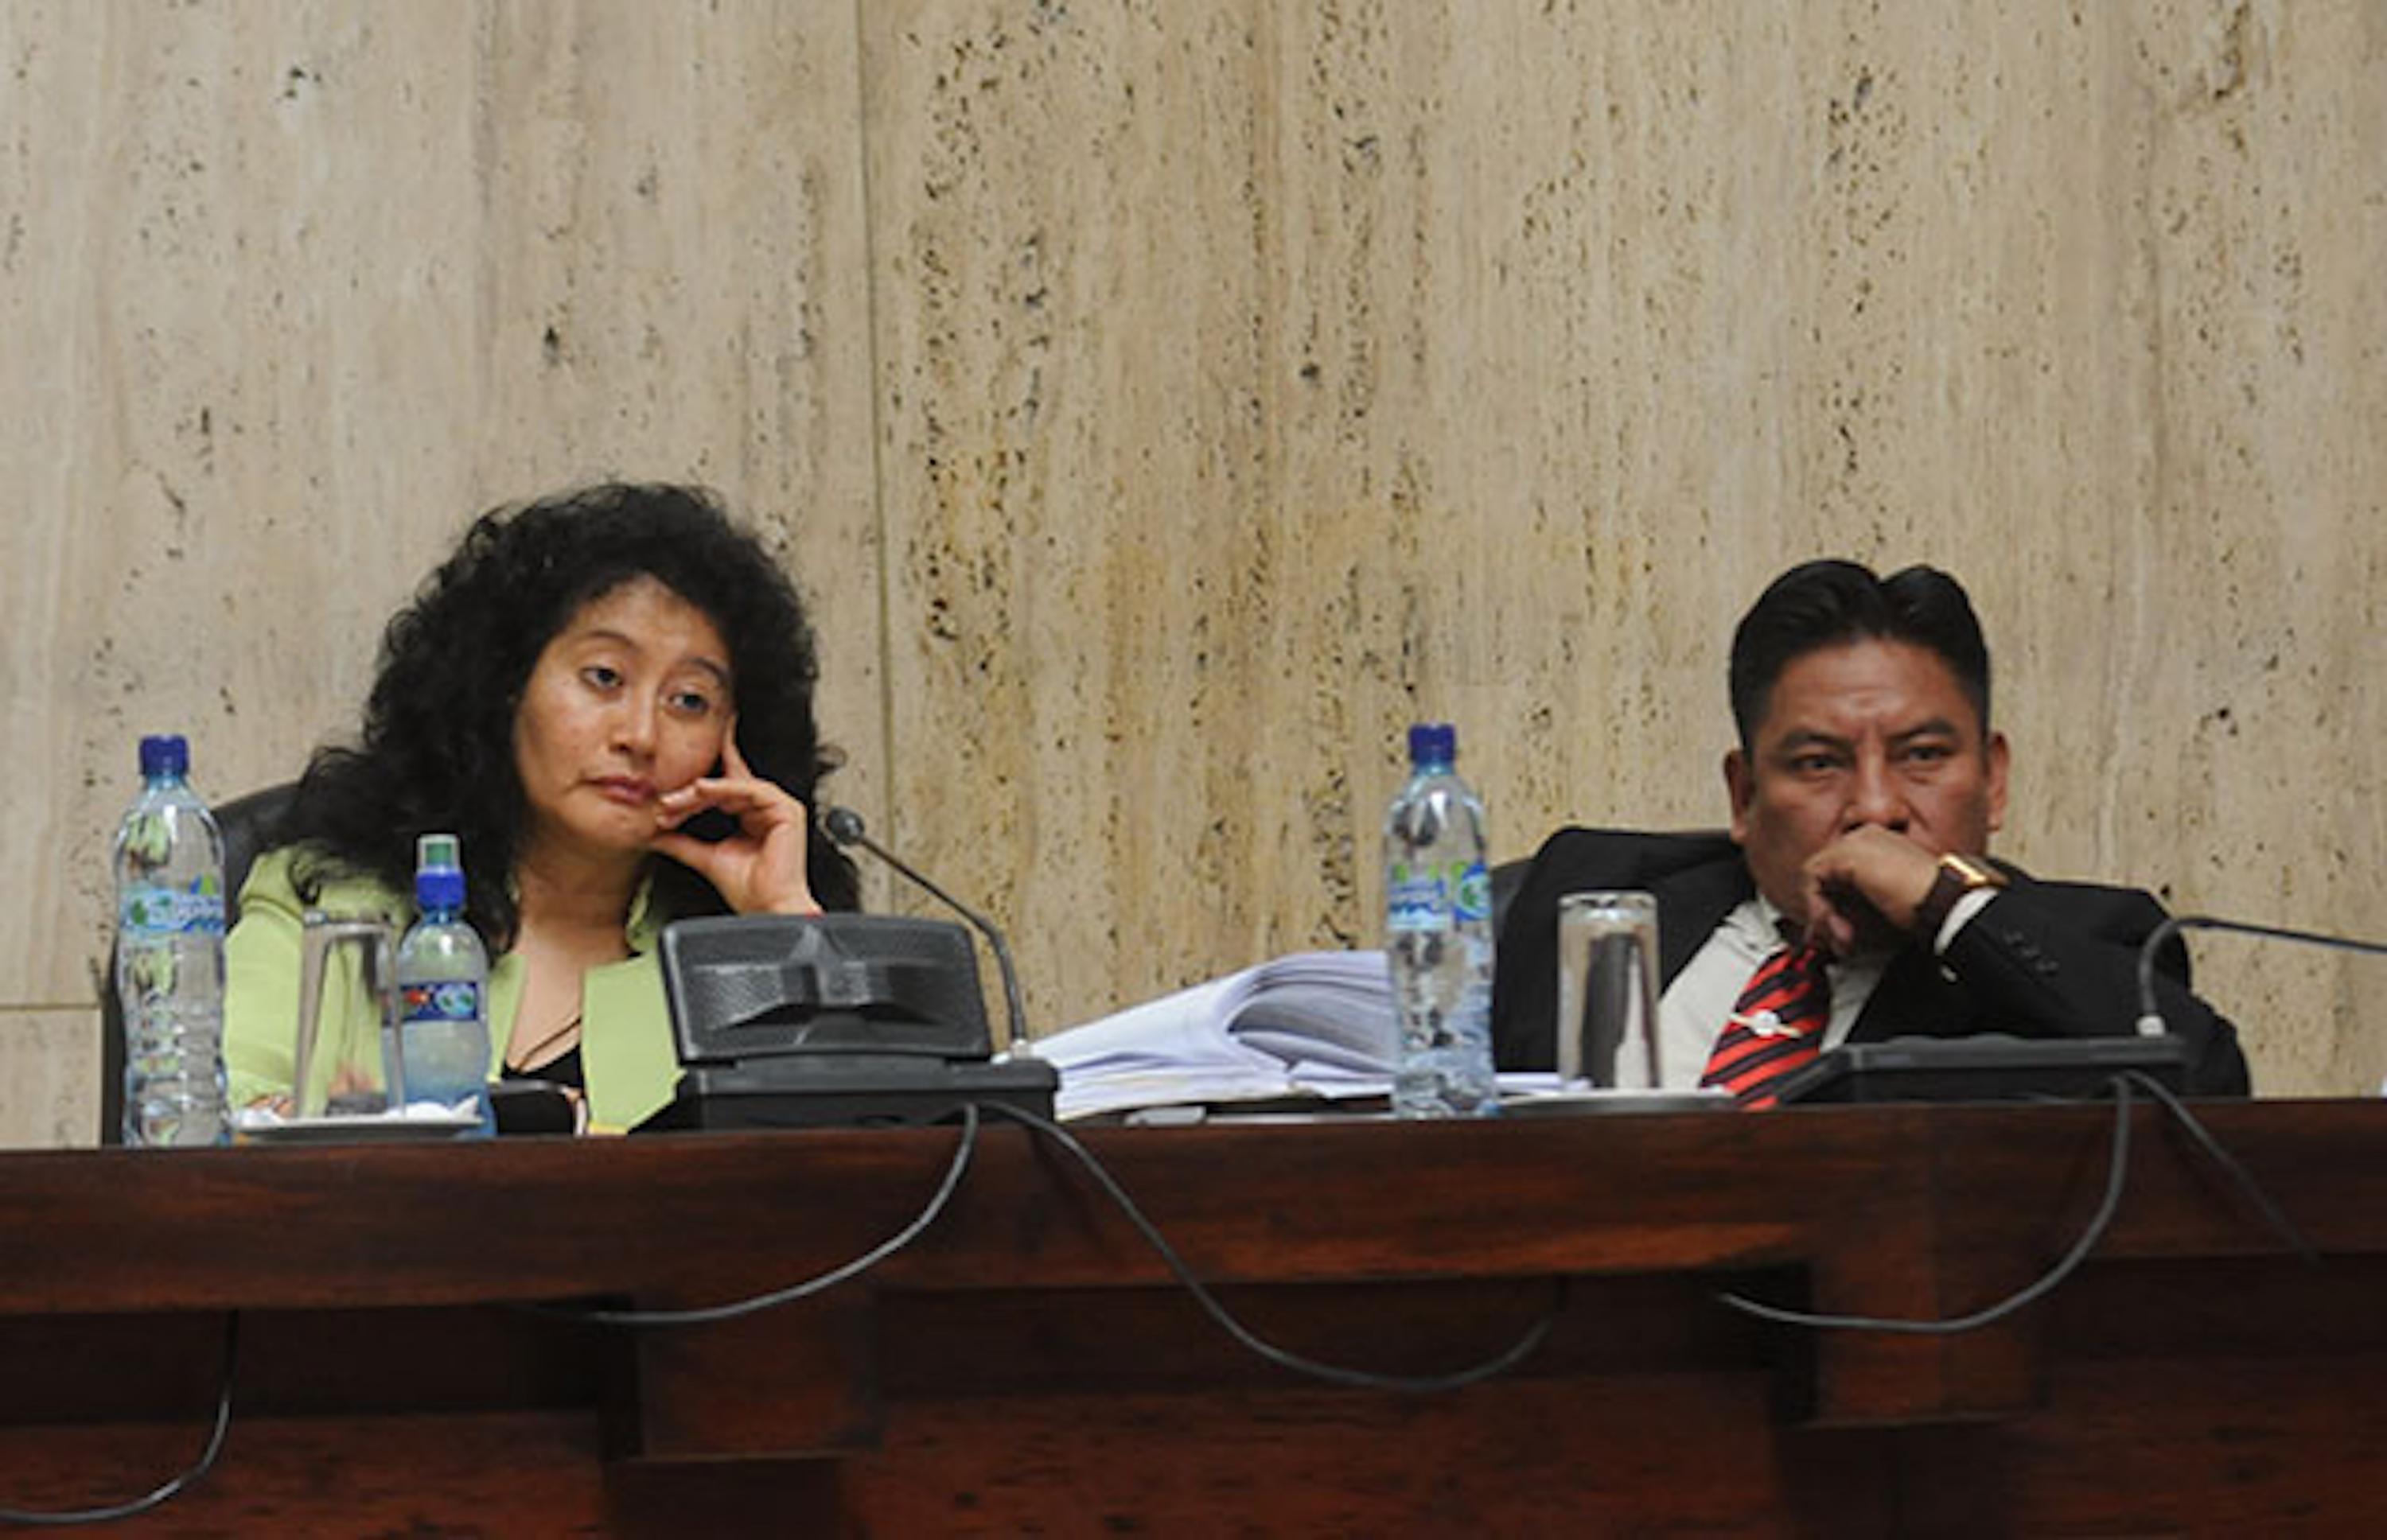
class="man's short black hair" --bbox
[1727,559,1991,750]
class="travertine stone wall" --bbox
[5,2,2381,1142]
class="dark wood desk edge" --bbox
[1,1100,2381,1446]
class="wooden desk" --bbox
[2,1101,2384,1534]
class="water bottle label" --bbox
[1452,861,1492,923]
[1387,863,1447,931]
[1390,859,1489,931]
[119,882,226,935]
[402,980,485,1025]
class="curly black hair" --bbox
[278,482,859,943]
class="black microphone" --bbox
[820,806,1032,1056]
[2134,913,2387,1036]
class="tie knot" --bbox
[1771,921,1828,973]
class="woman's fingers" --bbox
[655,774,798,828]
[648,762,820,916]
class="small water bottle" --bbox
[1384,722,1500,1118]
[114,734,229,1147]
[395,834,493,1135]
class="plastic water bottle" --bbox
[114,734,229,1147]
[395,834,493,1134]
[1384,722,1500,1118]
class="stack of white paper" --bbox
[1040,951,1398,1120]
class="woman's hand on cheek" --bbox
[648,735,823,916]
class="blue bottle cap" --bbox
[1407,722,1457,765]
[416,865,467,912]
[138,734,189,779]
[415,832,466,910]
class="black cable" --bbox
[2134,913,2387,1036]
[2119,1070,2320,1262]
[533,1097,1555,1387]
[979,1100,1561,1393]
[517,1103,979,1327]
[1715,1078,2139,1334]
[0,1313,239,1529]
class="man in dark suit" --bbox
[1489,560,2250,1100]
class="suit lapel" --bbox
[1852,948,1981,1041]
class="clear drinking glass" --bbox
[1556,891,1661,1087]
[292,914,407,1118]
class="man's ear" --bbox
[1724,746,1754,844]
[1985,729,2011,834]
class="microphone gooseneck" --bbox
[2134,914,2387,1036]
[821,806,1032,1056]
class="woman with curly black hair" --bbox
[224,482,859,1131]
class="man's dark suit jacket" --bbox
[1489,827,2251,1097]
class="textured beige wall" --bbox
[6,2,2382,1143]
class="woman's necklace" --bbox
[508,1009,584,1072]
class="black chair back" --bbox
[1488,857,1532,945]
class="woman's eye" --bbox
[668,688,716,716]
[581,664,622,690]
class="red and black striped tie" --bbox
[1700,942,1832,1110]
